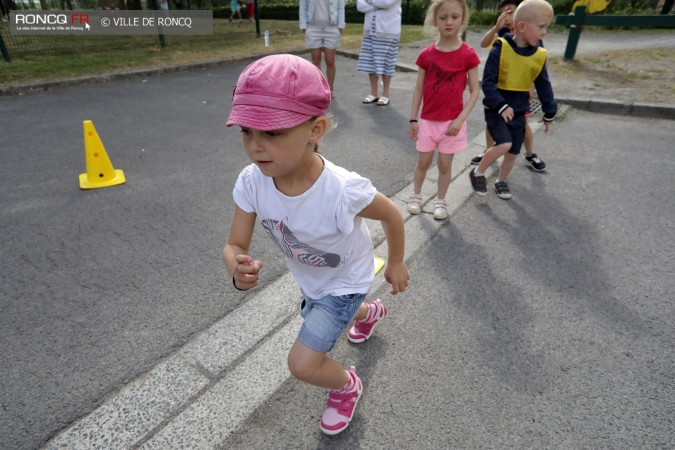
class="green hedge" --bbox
[213,2,498,25]
[212,0,662,27]
[214,2,430,24]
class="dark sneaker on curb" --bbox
[469,170,487,197]
[470,153,484,165]
[525,153,546,171]
[494,181,512,200]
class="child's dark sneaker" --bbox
[320,367,363,435]
[348,299,386,343]
[494,181,512,200]
[469,170,487,197]
[525,153,546,171]
[470,153,484,165]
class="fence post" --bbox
[0,30,10,62]
[563,5,586,61]
[254,0,260,38]
[150,0,167,48]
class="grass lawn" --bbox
[0,20,427,88]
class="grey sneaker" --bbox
[494,181,512,200]
[469,170,487,197]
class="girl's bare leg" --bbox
[288,340,349,390]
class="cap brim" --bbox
[227,105,313,131]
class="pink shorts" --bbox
[416,118,468,154]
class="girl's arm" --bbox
[358,193,409,294]
[409,68,425,141]
[223,206,263,291]
[446,66,480,136]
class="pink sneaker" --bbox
[319,367,363,435]
[347,299,387,344]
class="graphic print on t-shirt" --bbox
[262,218,342,268]
[428,62,461,97]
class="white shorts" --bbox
[305,25,341,49]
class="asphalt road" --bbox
[2,53,674,448]
[219,111,675,449]
[0,55,451,449]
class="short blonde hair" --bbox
[514,0,554,24]
[423,0,471,38]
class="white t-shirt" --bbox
[233,156,377,299]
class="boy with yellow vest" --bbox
[469,0,556,199]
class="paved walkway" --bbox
[2,25,672,449]
[388,29,675,119]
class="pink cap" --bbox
[227,54,331,131]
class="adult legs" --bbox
[381,75,391,98]
[310,48,323,71]
[368,73,379,97]
[323,48,337,93]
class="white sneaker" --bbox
[433,198,448,220]
[406,193,422,215]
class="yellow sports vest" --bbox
[496,37,547,92]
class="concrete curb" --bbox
[337,49,675,120]
[553,97,675,121]
[41,111,504,450]
[0,49,310,97]
[4,49,673,121]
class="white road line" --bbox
[43,120,545,448]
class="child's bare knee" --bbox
[437,162,451,174]
[495,142,511,153]
[503,152,517,162]
[287,349,317,381]
[288,355,310,380]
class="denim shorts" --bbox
[485,109,526,155]
[298,292,367,353]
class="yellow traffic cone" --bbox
[374,257,385,275]
[79,120,126,189]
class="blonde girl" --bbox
[407,0,480,220]
[224,54,409,435]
